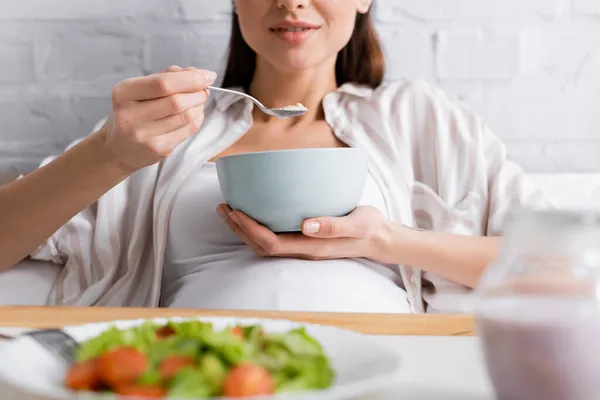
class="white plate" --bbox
[0,316,401,400]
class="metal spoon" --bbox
[208,86,308,118]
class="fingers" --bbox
[164,65,183,73]
[218,203,376,260]
[217,205,266,255]
[147,68,216,97]
[103,65,215,170]
[134,90,210,121]
[226,209,281,254]
[301,216,364,239]
[220,205,325,257]
[139,104,204,137]
[150,107,205,155]
[218,204,367,260]
[302,207,377,239]
[113,67,217,103]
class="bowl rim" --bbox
[214,147,364,162]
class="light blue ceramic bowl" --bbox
[215,148,368,232]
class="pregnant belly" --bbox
[163,257,411,314]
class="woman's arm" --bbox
[218,203,499,288]
[0,66,216,270]
[379,81,549,289]
[0,132,130,269]
[375,224,500,288]
[0,172,18,187]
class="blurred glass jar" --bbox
[475,209,600,400]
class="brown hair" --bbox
[221,9,385,92]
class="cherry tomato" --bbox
[155,326,175,339]
[98,347,148,388]
[223,363,275,397]
[65,358,100,390]
[158,355,195,381]
[231,326,244,339]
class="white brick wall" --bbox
[1,0,600,173]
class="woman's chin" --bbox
[262,54,335,75]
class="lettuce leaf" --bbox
[197,353,227,395]
[76,321,160,361]
[168,367,212,398]
[261,327,324,357]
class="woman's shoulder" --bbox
[341,79,477,126]
[339,79,452,102]
[341,80,505,174]
[365,80,489,143]
[370,79,466,112]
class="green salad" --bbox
[65,320,335,398]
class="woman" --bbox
[0,0,547,313]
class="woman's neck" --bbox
[248,57,338,123]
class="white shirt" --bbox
[161,162,410,313]
[31,80,551,312]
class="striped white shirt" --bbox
[30,80,548,313]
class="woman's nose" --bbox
[276,0,309,11]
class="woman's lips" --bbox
[270,27,319,45]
